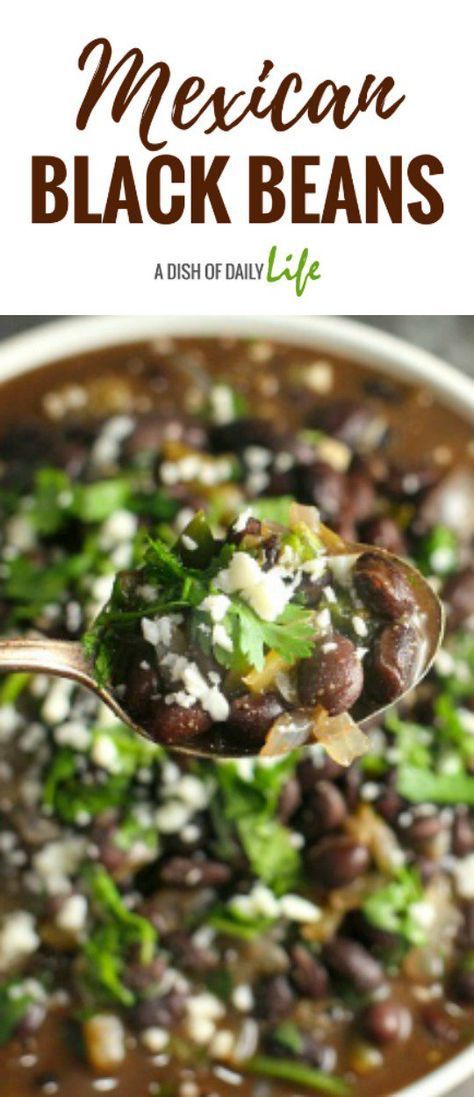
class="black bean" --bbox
[126,957,167,992]
[301,780,348,836]
[345,472,376,522]
[210,416,282,454]
[298,461,346,519]
[405,814,446,847]
[384,462,440,502]
[342,910,401,954]
[148,701,212,744]
[124,414,206,458]
[307,399,375,449]
[298,633,364,715]
[290,945,328,999]
[160,856,231,888]
[354,552,417,619]
[362,1000,412,1044]
[229,692,284,743]
[132,990,186,1030]
[254,975,295,1021]
[452,967,474,1004]
[375,787,404,824]
[125,658,159,718]
[33,1074,61,1094]
[165,931,218,974]
[422,1004,460,1043]
[227,516,262,544]
[443,568,474,631]
[452,810,474,858]
[306,835,370,888]
[277,776,302,824]
[458,901,474,950]
[359,516,407,557]
[323,936,384,992]
[367,621,420,704]
[296,755,343,791]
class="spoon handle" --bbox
[0,638,94,688]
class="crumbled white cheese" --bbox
[5,514,37,552]
[216,552,293,623]
[141,1026,170,1053]
[328,554,360,585]
[279,894,321,923]
[54,720,91,751]
[186,1016,216,1045]
[210,1029,235,1060]
[163,653,229,722]
[230,883,280,920]
[453,853,474,899]
[155,800,192,834]
[91,734,120,773]
[41,680,75,726]
[56,894,88,934]
[0,704,20,742]
[187,992,225,1021]
[208,384,236,426]
[303,360,334,393]
[100,510,137,549]
[232,984,254,1012]
[243,446,271,470]
[353,615,369,638]
[212,623,233,652]
[91,416,134,468]
[181,534,198,552]
[168,774,211,810]
[410,900,437,930]
[34,837,87,896]
[0,911,39,973]
[200,594,231,622]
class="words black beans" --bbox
[306,835,370,888]
[354,552,417,619]
[323,936,384,992]
[362,1000,412,1044]
[229,692,284,743]
[148,701,212,744]
[298,633,364,715]
[367,621,420,704]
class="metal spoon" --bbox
[0,544,443,759]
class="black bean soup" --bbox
[0,335,472,1097]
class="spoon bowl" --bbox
[0,540,444,760]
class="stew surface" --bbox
[0,334,472,1097]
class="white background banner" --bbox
[1,0,473,314]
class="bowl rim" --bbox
[0,314,472,1097]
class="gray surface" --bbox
[0,316,473,379]
[0,314,471,1095]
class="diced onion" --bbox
[243,651,289,694]
[260,710,314,757]
[289,502,321,531]
[311,707,369,765]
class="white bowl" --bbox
[0,315,472,1097]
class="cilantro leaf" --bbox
[223,599,315,673]
[397,764,474,806]
[363,866,426,946]
[0,981,37,1045]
